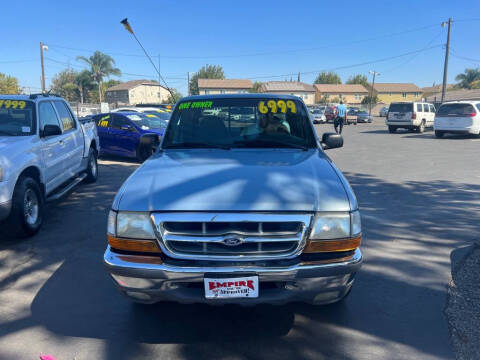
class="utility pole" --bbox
[187,72,190,96]
[369,70,380,116]
[441,18,452,103]
[40,42,47,93]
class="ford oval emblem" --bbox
[223,236,244,246]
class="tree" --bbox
[166,88,183,103]
[50,69,79,102]
[0,73,20,94]
[189,64,225,95]
[455,68,480,89]
[346,74,368,87]
[330,96,341,104]
[77,51,121,103]
[249,81,263,93]
[314,71,342,84]
[74,70,94,104]
[361,95,378,105]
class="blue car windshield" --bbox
[126,113,167,129]
[143,110,171,121]
[163,98,317,149]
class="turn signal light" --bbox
[108,235,162,253]
[303,236,362,253]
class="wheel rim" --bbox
[90,155,97,177]
[24,189,39,225]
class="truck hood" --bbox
[114,149,351,212]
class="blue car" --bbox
[92,112,168,161]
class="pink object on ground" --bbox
[40,355,57,360]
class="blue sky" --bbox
[1,0,479,96]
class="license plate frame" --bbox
[204,276,259,299]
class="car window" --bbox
[96,114,112,128]
[429,105,435,112]
[164,98,316,149]
[389,103,413,112]
[39,101,62,133]
[53,101,76,131]
[423,104,429,112]
[0,99,36,136]
[416,104,422,112]
[437,103,477,116]
[126,113,167,129]
[476,103,480,112]
[112,114,131,129]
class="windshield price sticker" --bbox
[146,114,158,118]
[98,115,110,127]
[0,100,27,109]
[258,100,296,114]
[178,101,213,110]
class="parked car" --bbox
[379,107,388,117]
[104,94,363,306]
[434,101,480,138]
[92,112,167,162]
[311,109,327,124]
[0,94,99,237]
[112,107,170,121]
[356,111,373,123]
[135,103,174,112]
[346,109,358,125]
[325,106,336,122]
[386,102,435,133]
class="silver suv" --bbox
[103,94,362,305]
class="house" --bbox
[422,84,454,98]
[105,80,170,105]
[197,79,253,95]
[366,83,422,104]
[314,84,369,104]
[426,88,480,103]
[259,81,316,105]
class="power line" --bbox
[46,23,440,60]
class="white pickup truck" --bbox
[0,94,99,237]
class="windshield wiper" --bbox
[163,142,231,150]
[234,139,309,151]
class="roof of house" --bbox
[260,81,316,92]
[106,80,167,92]
[422,84,454,93]
[197,79,253,89]
[371,83,421,93]
[426,88,480,102]
[314,84,368,93]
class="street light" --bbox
[120,18,174,99]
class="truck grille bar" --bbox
[151,213,313,261]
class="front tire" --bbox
[416,121,425,133]
[435,130,444,138]
[136,143,153,163]
[6,177,44,238]
[84,148,98,184]
[388,126,396,133]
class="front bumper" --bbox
[104,246,363,305]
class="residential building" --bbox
[314,84,369,104]
[105,80,170,105]
[259,81,316,105]
[197,79,253,95]
[366,83,423,104]
[426,88,480,103]
[422,84,454,98]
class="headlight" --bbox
[310,211,361,239]
[113,211,155,239]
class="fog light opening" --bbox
[125,291,152,301]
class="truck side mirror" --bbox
[321,132,343,150]
[41,124,62,137]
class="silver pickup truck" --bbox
[104,94,362,305]
[0,94,99,237]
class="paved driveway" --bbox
[1,119,478,359]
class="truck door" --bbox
[38,101,70,194]
[52,100,84,177]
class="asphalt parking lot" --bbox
[1,117,479,359]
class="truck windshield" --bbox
[163,98,317,149]
[126,114,167,129]
[0,99,36,136]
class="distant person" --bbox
[334,100,347,134]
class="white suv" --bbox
[434,101,480,138]
[386,102,436,133]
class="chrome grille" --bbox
[152,213,313,261]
